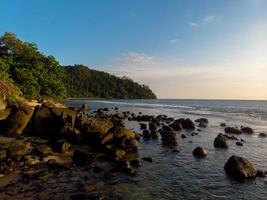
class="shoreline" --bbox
[0,99,266,199]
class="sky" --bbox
[1,0,267,99]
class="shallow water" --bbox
[63,99,267,200]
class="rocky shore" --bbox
[0,98,266,199]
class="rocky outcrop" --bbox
[214,134,229,148]
[0,105,34,137]
[224,155,257,180]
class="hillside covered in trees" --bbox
[0,32,156,99]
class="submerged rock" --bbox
[142,157,153,162]
[236,141,243,146]
[214,134,229,148]
[192,147,208,158]
[259,133,267,138]
[224,155,257,180]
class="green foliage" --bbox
[64,65,157,99]
[0,32,156,99]
[0,32,66,99]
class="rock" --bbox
[140,123,147,130]
[149,122,157,130]
[130,159,142,168]
[220,123,226,127]
[160,130,177,146]
[82,117,113,142]
[170,118,195,130]
[241,127,254,134]
[191,132,198,136]
[181,134,186,139]
[120,161,135,175]
[198,122,208,128]
[150,130,158,139]
[256,170,266,178]
[192,147,208,158]
[236,141,243,146]
[52,140,72,153]
[259,133,267,138]
[32,145,53,157]
[73,150,94,166]
[169,120,182,131]
[214,134,229,148]
[224,155,257,180]
[195,118,209,124]
[0,105,34,137]
[78,104,89,114]
[0,96,6,110]
[112,149,126,161]
[114,113,126,120]
[142,157,153,162]
[224,127,242,134]
[8,140,31,158]
[161,125,172,131]
[142,130,150,139]
[240,138,245,142]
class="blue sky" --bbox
[1,0,267,99]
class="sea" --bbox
[63,99,267,200]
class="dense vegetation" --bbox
[0,32,156,99]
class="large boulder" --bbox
[224,155,257,180]
[214,134,229,148]
[32,105,77,139]
[225,127,242,134]
[160,130,177,146]
[0,105,34,137]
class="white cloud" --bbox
[189,15,216,27]
[116,52,155,67]
[170,38,179,44]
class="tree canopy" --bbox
[0,32,156,99]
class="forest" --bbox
[0,32,156,99]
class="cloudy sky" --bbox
[1,0,267,99]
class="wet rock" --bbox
[224,127,242,134]
[191,132,198,136]
[120,161,135,175]
[0,105,34,137]
[259,133,267,138]
[224,155,257,180]
[149,122,158,130]
[114,113,126,120]
[241,127,254,134]
[32,145,53,157]
[169,120,182,131]
[140,123,147,130]
[8,140,31,158]
[192,147,208,158]
[170,118,195,130]
[181,134,186,139]
[240,138,245,142]
[150,129,158,139]
[162,125,172,131]
[224,134,238,140]
[130,159,142,168]
[198,122,208,128]
[52,140,72,153]
[142,130,150,139]
[256,170,266,178]
[78,104,89,114]
[112,149,126,161]
[195,118,209,124]
[142,157,153,162]
[236,141,243,146]
[160,130,177,146]
[220,123,226,127]
[214,134,229,148]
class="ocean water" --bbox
[64,99,267,200]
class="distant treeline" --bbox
[0,32,156,99]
